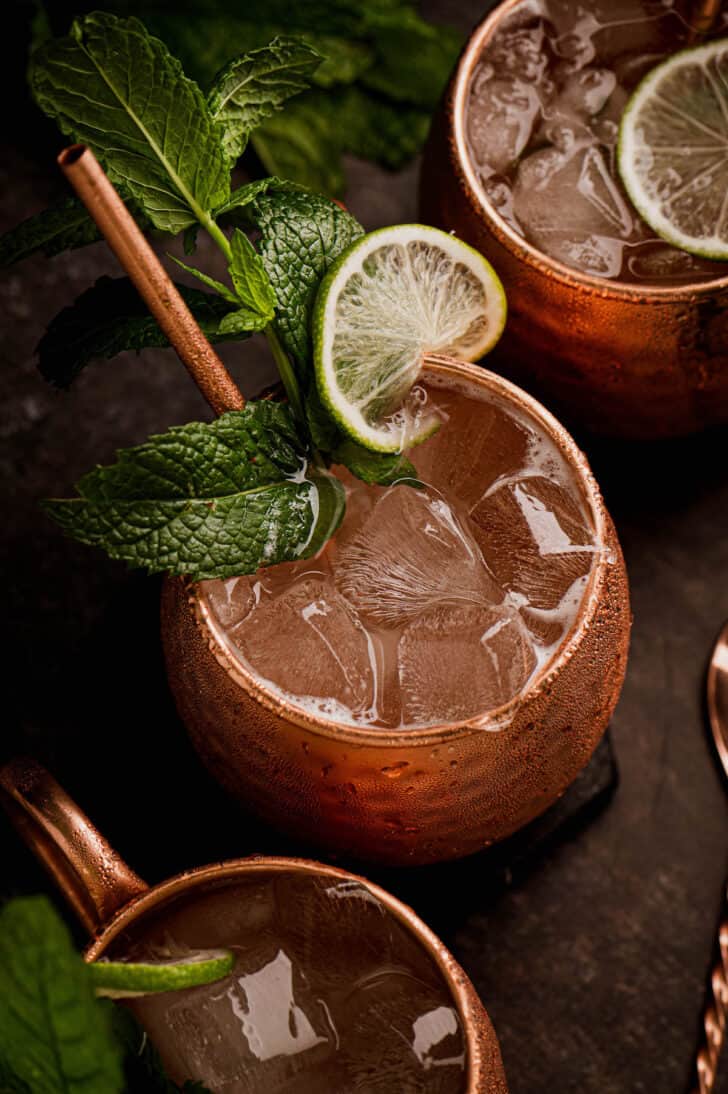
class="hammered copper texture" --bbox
[420,0,728,440]
[161,359,631,866]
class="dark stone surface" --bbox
[3,2,728,1091]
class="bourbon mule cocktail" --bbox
[163,356,631,864]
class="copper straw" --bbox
[58,145,244,416]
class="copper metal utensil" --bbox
[695,622,728,1092]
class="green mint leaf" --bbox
[0,190,149,267]
[216,307,269,334]
[333,439,422,487]
[305,385,342,452]
[208,36,321,163]
[362,10,463,110]
[0,896,123,1094]
[228,229,276,320]
[214,178,303,223]
[251,105,345,197]
[332,86,431,169]
[246,189,362,377]
[31,13,229,234]
[0,197,101,267]
[167,256,239,304]
[37,277,247,388]
[44,404,346,579]
[308,35,372,88]
[0,1056,31,1093]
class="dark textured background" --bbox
[3,2,728,1091]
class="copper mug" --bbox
[420,0,728,439]
[161,355,631,866]
[0,758,508,1093]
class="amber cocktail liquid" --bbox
[465,0,728,283]
[201,376,602,729]
[124,873,466,1092]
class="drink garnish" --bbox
[1,14,506,578]
[313,224,507,452]
[89,950,235,999]
[618,39,728,261]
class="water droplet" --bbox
[381,761,410,778]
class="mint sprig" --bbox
[44,405,346,579]
[0,897,123,1094]
[0,896,213,1093]
[2,11,420,577]
[31,14,229,238]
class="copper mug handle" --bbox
[0,757,148,933]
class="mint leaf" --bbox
[0,190,153,268]
[247,189,362,377]
[37,277,247,388]
[0,197,101,267]
[228,229,276,321]
[331,86,430,169]
[308,35,372,88]
[214,177,301,222]
[45,404,346,579]
[362,10,462,110]
[216,308,269,334]
[208,36,321,163]
[0,897,123,1094]
[31,13,229,234]
[167,256,239,304]
[252,104,344,197]
[333,439,421,487]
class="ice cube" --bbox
[546,66,616,126]
[336,969,465,1092]
[141,945,339,1092]
[335,487,505,629]
[398,604,536,724]
[468,75,544,176]
[512,144,634,276]
[467,23,553,174]
[233,577,375,717]
[201,576,255,629]
[411,390,531,509]
[271,875,415,994]
[470,475,594,610]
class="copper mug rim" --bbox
[191,351,613,747]
[450,0,728,303]
[0,757,492,1093]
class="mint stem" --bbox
[203,217,307,431]
[203,216,233,264]
[265,324,305,422]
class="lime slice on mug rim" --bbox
[313,224,507,453]
[89,948,234,998]
[618,39,728,262]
